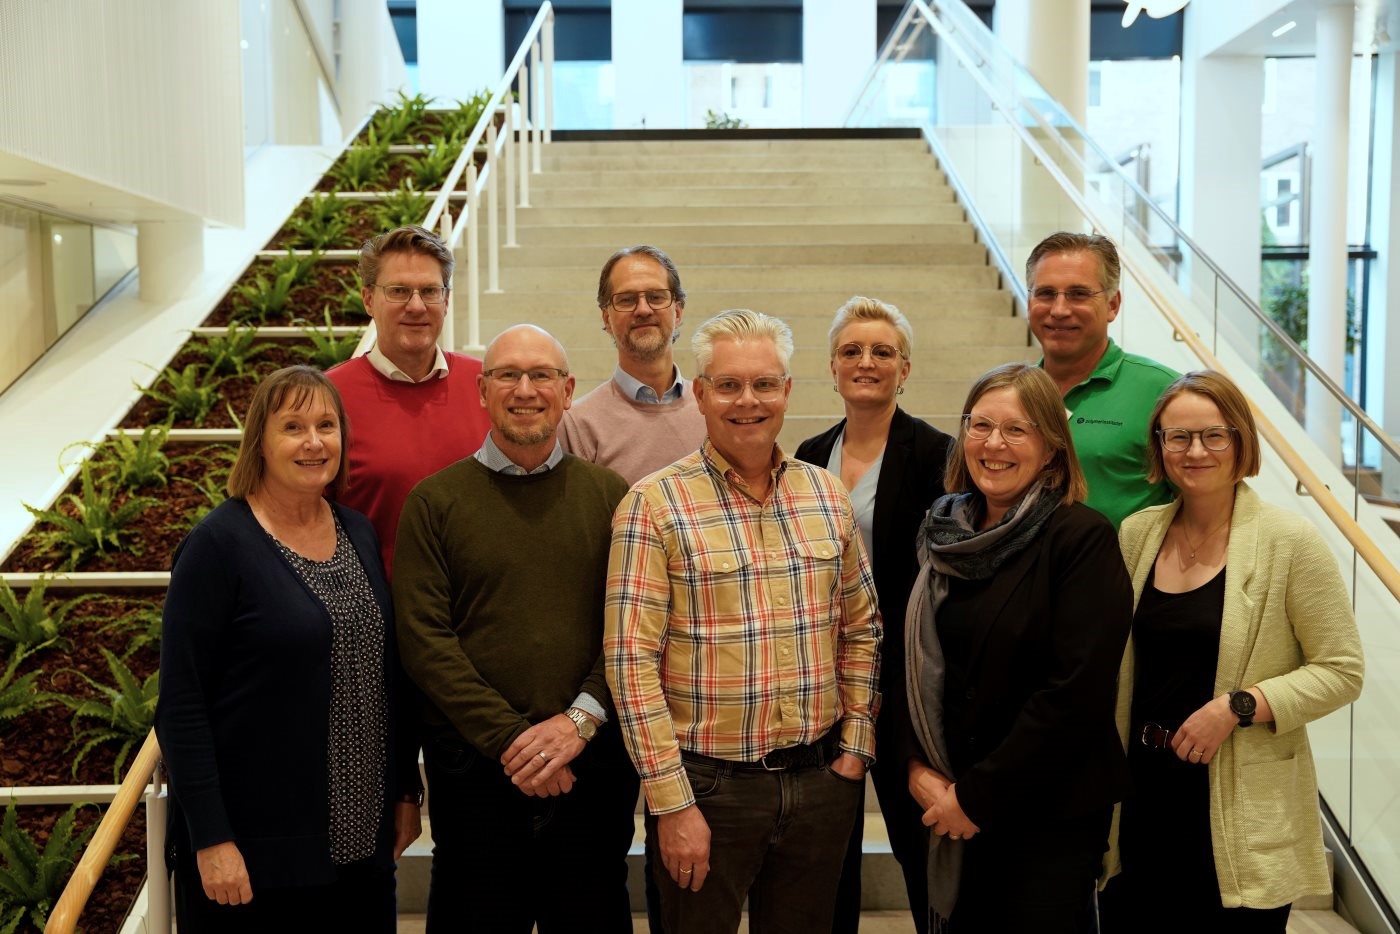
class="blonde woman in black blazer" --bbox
[797,296,952,934]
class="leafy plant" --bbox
[286,196,353,251]
[293,309,363,370]
[329,127,392,191]
[408,138,461,191]
[0,576,97,658]
[137,363,228,426]
[266,247,321,287]
[232,266,299,325]
[335,271,368,320]
[100,605,163,659]
[57,648,159,782]
[704,109,748,130]
[22,464,160,570]
[0,799,98,932]
[193,323,273,377]
[370,90,434,143]
[370,182,430,230]
[174,445,237,525]
[98,424,172,492]
[0,653,58,726]
[440,89,494,142]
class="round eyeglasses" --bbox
[699,374,787,402]
[834,343,903,365]
[1157,426,1237,453]
[962,414,1039,444]
[1029,287,1107,307]
[377,285,449,304]
[606,290,676,313]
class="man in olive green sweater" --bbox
[394,324,637,933]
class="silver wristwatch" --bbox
[566,707,598,742]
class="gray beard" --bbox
[614,325,675,363]
[498,424,555,447]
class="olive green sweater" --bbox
[393,455,628,759]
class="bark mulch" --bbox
[119,345,312,432]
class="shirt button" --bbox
[720,561,730,569]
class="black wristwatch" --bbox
[1228,690,1256,728]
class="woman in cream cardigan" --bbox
[1101,370,1363,932]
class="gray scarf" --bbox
[904,481,1061,927]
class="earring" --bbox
[832,384,839,392]
[897,384,905,395]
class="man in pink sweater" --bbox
[327,225,490,576]
[559,245,707,486]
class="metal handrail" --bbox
[353,1,554,358]
[45,731,166,934]
[855,0,1400,469]
[865,0,1400,608]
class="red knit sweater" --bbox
[327,353,490,576]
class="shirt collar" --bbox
[367,343,450,383]
[1039,337,1124,394]
[475,432,565,475]
[613,364,685,403]
[700,438,788,495]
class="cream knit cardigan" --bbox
[1105,482,1364,909]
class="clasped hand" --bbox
[908,760,979,840]
[500,713,586,796]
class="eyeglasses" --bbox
[699,374,788,402]
[834,343,904,365]
[483,367,569,386]
[1157,426,1237,453]
[962,414,1039,444]
[377,285,449,304]
[606,289,676,313]
[1029,287,1107,307]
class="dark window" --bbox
[504,1,611,62]
[1090,4,1183,60]
[388,1,417,64]
[683,3,802,63]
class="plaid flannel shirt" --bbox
[604,440,882,814]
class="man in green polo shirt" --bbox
[1027,231,1178,528]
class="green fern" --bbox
[440,89,494,142]
[57,648,158,782]
[335,272,368,320]
[0,799,98,932]
[0,653,58,726]
[408,138,462,190]
[232,267,299,325]
[370,182,431,230]
[0,576,96,658]
[194,323,273,376]
[329,127,392,191]
[286,196,353,251]
[137,363,227,427]
[293,309,363,370]
[98,424,171,492]
[99,606,163,659]
[22,464,160,570]
[370,90,435,143]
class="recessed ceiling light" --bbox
[1273,21,1298,38]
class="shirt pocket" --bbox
[679,547,754,643]
[1236,756,1302,851]
[789,536,843,607]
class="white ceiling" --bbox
[1215,0,1400,57]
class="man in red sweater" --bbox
[327,225,490,576]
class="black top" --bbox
[1130,565,1226,729]
[936,575,992,777]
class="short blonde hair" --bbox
[1145,370,1261,485]
[827,296,913,358]
[944,363,1087,506]
[227,366,350,499]
[691,309,794,374]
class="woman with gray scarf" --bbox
[896,363,1133,931]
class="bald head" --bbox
[477,324,576,469]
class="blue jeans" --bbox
[649,752,863,934]
[422,729,638,934]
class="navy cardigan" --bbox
[155,498,421,888]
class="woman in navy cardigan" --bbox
[156,366,422,933]
[796,296,953,934]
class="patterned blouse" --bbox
[272,514,388,865]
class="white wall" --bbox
[804,0,875,127]
[418,0,503,104]
[613,0,684,128]
[336,0,411,141]
[0,1,244,226]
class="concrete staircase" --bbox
[472,133,1036,450]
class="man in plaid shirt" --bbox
[605,308,883,932]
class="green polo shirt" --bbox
[1049,339,1179,529]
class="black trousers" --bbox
[831,753,930,934]
[173,853,395,934]
[422,729,639,934]
[650,753,863,934]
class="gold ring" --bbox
[949,833,961,841]
[538,751,549,761]
[1190,748,1203,760]
[680,868,693,874]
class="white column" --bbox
[613,0,684,128]
[136,219,204,304]
[417,0,502,102]
[1369,52,1400,498]
[1305,2,1354,463]
[994,0,1089,124]
[803,0,875,126]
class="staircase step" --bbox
[539,153,938,172]
[500,222,977,246]
[516,203,967,226]
[531,168,949,190]
[475,289,1017,321]
[487,242,990,267]
[499,263,998,293]
[540,138,932,156]
[516,184,956,208]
